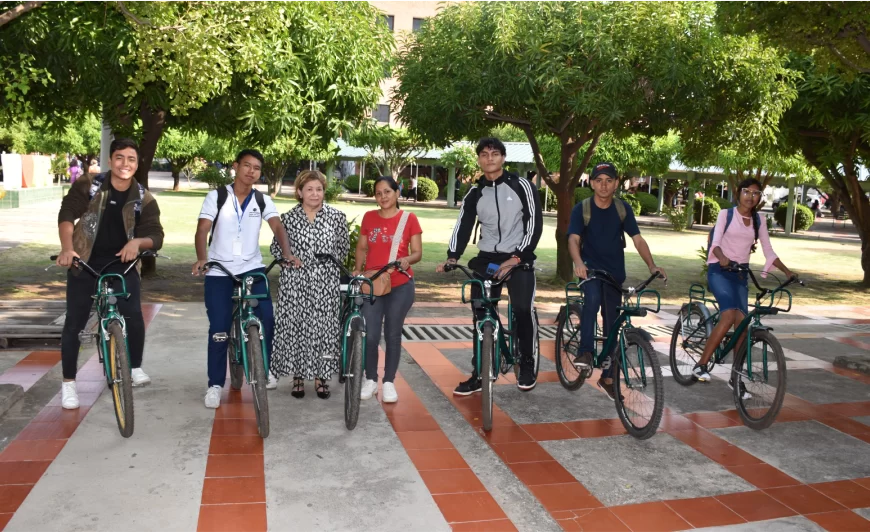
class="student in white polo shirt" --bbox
[192,149,293,409]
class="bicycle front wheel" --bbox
[669,303,710,386]
[614,329,664,440]
[345,327,364,431]
[107,320,134,438]
[732,329,787,430]
[480,322,495,432]
[229,323,243,390]
[555,304,585,390]
[246,323,270,438]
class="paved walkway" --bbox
[0,303,869,531]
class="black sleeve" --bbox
[514,177,543,262]
[447,185,479,260]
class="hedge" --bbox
[774,203,815,232]
[634,191,659,215]
[416,177,439,202]
[621,194,642,216]
[692,197,721,225]
[538,188,557,211]
[574,186,594,204]
[362,179,376,197]
[712,196,733,210]
[343,174,363,193]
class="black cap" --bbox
[591,162,618,180]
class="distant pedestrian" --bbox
[68,160,82,184]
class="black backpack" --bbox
[707,207,760,253]
[209,186,267,246]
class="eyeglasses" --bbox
[741,189,762,198]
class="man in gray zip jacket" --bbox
[437,137,543,394]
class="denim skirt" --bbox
[707,262,749,315]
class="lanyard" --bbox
[231,188,254,235]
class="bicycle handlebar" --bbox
[49,251,164,278]
[580,268,664,296]
[723,263,804,298]
[313,253,409,282]
[442,261,534,285]
[199,258,288,283]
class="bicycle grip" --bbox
[50,255,58,261]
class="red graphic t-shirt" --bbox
[360,210,422,288]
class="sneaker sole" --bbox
[517,382,537,391]
[132,380,151,387]
[452,389,481,396]
[382,396,398,404]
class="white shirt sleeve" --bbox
[262,195,279,221]
[199,190,219,221]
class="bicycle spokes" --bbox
[733,332,786,428]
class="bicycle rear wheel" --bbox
[614,329,663,440]
[107,320,134,438]
[345,325,364,430]
[732,329,787,430]
[481,322,495,432]
[246,323,269,438]
[670,303,710,386]
[555,304,585,390]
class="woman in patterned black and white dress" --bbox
[270,170,349,399]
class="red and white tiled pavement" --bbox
[1,302,869,531]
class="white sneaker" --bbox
[204,385,222,409]
[382,382,398,403]
[131,368,151,387]
[61,381,79,410]
[692,365,711,382]
[360,379,378,400]
[267,372,278,390]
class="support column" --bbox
[447,166,457,208]
[657,178,665,213]
[99,117,113,171]
[430,164,436,180]
[685,172,696,229]
[325,162,335,183]
[785,177,796,236]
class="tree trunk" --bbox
[135,102,167,277]
[169,158,187,192]
[553,181,575,282]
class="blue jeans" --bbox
[204,268,274,388]
[707,263,749,316]
[580,278,622,379]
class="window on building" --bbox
[381,15,394,32]
[373,104,391,123]
[412,18,426,32]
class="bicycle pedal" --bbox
[212,332,228,342]
[77,331,97,344]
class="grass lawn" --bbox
[1,188,866,306]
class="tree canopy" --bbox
[348,121,430,179]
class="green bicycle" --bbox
[314,253,405,430]
[670,264,803,429]
[554,269,665,439]
[442,262,541,432]
[49,251,164,438]
[201,259,286,438]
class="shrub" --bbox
[538,188,557,211]
[774,203,815,232]
[416,177,439,202]
[712,196,733,210]
[324,179,344,203]
[362,179,376,197]
[344,216,360,272]
[693,197,721,225]
[634,191,660,215]
[574,186,593,204]
[621,194,642,216]
[664,206,689,232]
[343,174,362,193]
[197,165,232,189]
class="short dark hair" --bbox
[475,137,506,156]
[374,175,399,192]
[235,149,265,167]
[109,138,139,157]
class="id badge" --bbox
[232,237,242,256]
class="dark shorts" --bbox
[707,262,749,316]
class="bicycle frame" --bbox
[338,277,374,378]
[230,272,271,382]
[94,272,131,384]
[461,278,502,378]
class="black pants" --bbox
[469,253,536,374]
[61,258,145,380]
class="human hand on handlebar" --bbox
[494,256,520,280]
[398,257,411,272]
[649,265,667,281]
[116,239,142,263]
[284,255,303,269]
[192,259,209,276]
[56,249,80,268]
[436,258,457,273]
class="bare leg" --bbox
[699,310,739,366]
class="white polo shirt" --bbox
[199,185,279,276]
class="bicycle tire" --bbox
[555,304,585,391]
[247,323,270,438]
[732,329,787,430]
[614,329,664,440]
[480,322,495,431]
[670,302,710,386]
[229,323,243,390]
[531,309,541,380]
[107,320,134,438]
[345,326,364,431]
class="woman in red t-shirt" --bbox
[353,176,422,403]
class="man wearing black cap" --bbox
[567,162,666,400]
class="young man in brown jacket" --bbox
[55,138,164,409]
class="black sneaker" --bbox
[573,351,593,369]
[517,359,537,391]
[597,377,623,402]
[728,378,752,400]
[453,374,482,396]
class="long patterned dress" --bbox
[270,204,349,379]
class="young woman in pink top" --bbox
[693,178,797,391]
